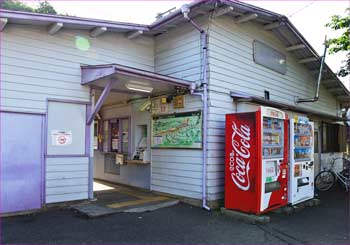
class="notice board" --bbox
[151,111,202,149]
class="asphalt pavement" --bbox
[1,188,349,244]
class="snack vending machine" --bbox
[289,116,314,205]
[225,107,289,214]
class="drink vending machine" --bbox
[289,116,314,205]
[225,106,289,214]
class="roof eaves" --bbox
[0,9,149,31]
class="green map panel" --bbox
[152,111,202,149]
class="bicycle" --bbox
[315,156,350,192]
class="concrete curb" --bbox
[220,208,270,224]
[272,198,321,215]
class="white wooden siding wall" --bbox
[151,95,204,199]
[153,20,205,199]
[46,157,89,203]
[206,16,339,201]
[1,24,154,204]
[155,20,203,83]
[1,24,154,113]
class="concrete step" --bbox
[124,200,180,213]
[220,208,270,224]
[71,199,179,218]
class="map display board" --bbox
[152,111,202,149]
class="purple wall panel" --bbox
[0,112,43,213]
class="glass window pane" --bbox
[93,121,98,150]
[253,40,287,75]
[314,131,318,153]
[121,119,129,154]
[103,120,109,152]
[110,120,119,152]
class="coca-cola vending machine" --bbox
[225,106,289,214]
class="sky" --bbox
[25,0,350,88]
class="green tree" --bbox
[35,0,56,14]
[1,0,57,15]
[1,0,34,12]
[326,8,350,77]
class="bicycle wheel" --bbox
[315,171,336,191]
[338,169,350,191]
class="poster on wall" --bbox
[152,99,161,114]
[51,130,72,146]
[152,111,202,149]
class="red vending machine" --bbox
[225,106,289,214]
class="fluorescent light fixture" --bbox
[125,81,153,93]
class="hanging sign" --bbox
[52,130,72,146]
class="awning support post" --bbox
[86,78,113,125]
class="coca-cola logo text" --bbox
[229,121,251,191]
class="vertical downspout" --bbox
[181,5,210,210]
[317,122,322,174]
[296,37,328,103]
[201,32,210,211]
[88,89,96,200]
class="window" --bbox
[110,120,119,152]
[322,122,340,153]
[93,121,99,150]
[253,40,287,75]
[100,118,130,155]
[314,131,319,153]
[264,90,270,100]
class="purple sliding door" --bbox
[0,112,43,213]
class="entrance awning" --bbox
[230,91,346,122]
[81,64,196,124]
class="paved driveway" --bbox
[1,189,349,244]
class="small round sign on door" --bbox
[51,130,72,146]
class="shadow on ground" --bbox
[1,188,349,244]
